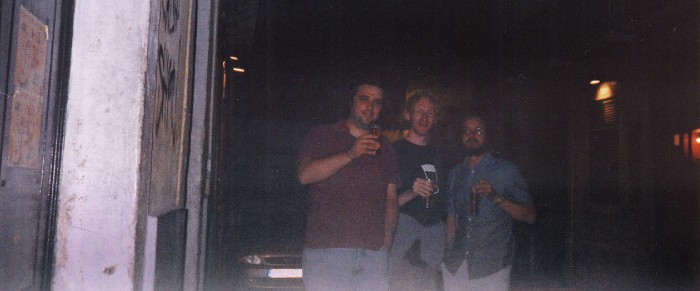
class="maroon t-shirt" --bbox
[299,120,400,250]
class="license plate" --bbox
[268,268,303,278]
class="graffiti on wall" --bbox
[149,0,194,216]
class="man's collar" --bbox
[463,152,493,168]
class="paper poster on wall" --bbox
[8,88,43,169]
[7,6,48,169]
[15,6,48,96]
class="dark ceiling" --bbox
[219,0,695,122]
[222,1,680,66]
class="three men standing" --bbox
[298,80,536,291]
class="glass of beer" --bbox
[469,190,480,215]
[368,124,381,136]
[368,124,381,155]
[421,164,439,208]
[425,179,439,208]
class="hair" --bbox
[346,79,385,106]
[404,89,440,118]
[459,111,489,131]
[338,76,389,120]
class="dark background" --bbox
[210,0,699,289]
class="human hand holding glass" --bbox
[367,124,382,156]
[346,125,382,159]
[470,179,492,215]
[421,164,439,208]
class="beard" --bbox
[348,114,375,130]
[464,146,487,157]
[463,140,487,156]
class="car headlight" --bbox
[242,255,263,265]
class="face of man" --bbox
[349,84,384,129]
[406,97,436,137]
[461,117,487,156]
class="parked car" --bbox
[232,209,305,290]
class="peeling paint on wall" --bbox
[53,0,150,289]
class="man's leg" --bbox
[354,248,389,291]
[303,248,354,291]
[465,266,511,291]
[441,262,511,291]
[303,247,390,291]
[389,214,421,290]
[418,222,445,290]
[420,222,445,271]
[389,213,420,268]
[441,260,470,291]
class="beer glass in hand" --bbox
[368,124,381,156]
[421,164,439,208]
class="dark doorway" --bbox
[209,1,700,290]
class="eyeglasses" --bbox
[462,128,485,136]
[411,109,436,118]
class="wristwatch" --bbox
[488,193,505,205]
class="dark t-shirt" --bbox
[298,120,401,250]
[393,138,445,226]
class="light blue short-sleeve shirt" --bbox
[445,152,533,279]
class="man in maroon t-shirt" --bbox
[298,81,400,291]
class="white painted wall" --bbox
[53,0,150,289]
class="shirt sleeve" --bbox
[503,165,533,205]
[298,125,324,164]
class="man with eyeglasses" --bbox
[389,90,446,291]
[298,80,400,291]
[442,114,536,291]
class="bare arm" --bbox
[298,134,380,185]
[397,178,434,206]
[298,151,353,185]
[495,199,536,224]
[398,189,419,206]
[384,183,398,250]
[473,180,536,224]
